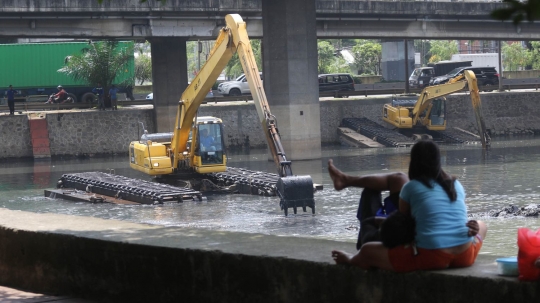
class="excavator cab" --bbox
[193,118,226,168]
[427,98,446,128]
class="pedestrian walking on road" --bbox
[5,85,16,115]
[109,84,119,110]
[92,83,105,111]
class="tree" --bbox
[351,40,381,75]
[317,40,351,74]
[528,41,540,69]
[317,41,336,74]
[502,42,530,71]
[59,40,134,91]
[135,41,152,85]
[428,40,458,62]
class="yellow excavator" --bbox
[382,70,489,148]
[129,14,315,215]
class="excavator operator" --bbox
[200,128,216,152]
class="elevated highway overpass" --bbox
[0,0,538,40]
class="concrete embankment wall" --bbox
[1,91,540,158]
[0,110,154,158]
[0,209,537,303]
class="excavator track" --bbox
[435,128,483,144]
[342,117,415,147]
[58,172,203,205]
[208,167,280,197]
[342,118,483,146]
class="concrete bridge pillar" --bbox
[262,0,322,160]
[150,38,188,132]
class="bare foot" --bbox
[328,159,347,190]
[331,250,352,265]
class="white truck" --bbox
[451,53,500,73]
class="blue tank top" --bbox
[400,179,472,249]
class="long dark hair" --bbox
[408,140,457,201]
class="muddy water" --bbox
[2,139,540,258]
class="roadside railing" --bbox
[0,99,153,112]
[2,78,540,113]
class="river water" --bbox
[2,138,540,258]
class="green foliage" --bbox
[351,40,381,75]
[58,40,134,90]
[491,0,540,25]
[502,42,531,71]
[135,41,152,85]
[428,40,458,62]
[317,41,351,74]
[529,41,540,70]
[317,41,336,74]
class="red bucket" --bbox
[517,228,540,281]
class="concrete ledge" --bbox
[0,209,538,303]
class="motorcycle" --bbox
[45,93,74,104]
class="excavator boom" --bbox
[130,14,314,216]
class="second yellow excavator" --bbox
[129,14,315,215]
[382,70,489,148]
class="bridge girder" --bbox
[0,17,538,40]
[0,0,537,40]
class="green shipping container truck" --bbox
[1,41,135,103]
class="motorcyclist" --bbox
[45,85,69,104]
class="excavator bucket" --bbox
[277,175,315,216]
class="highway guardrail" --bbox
[1,79,540,113]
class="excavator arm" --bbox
[412,70,489,148]
[411,77,467,126]
[225,15,314,214]
[463,70,490,149]
[225,15,293,177]
[170,14,314,215]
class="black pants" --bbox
[356,188,384,250]
[7,99,14,114]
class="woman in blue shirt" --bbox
[332,140,487,272]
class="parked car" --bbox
[318,73,355,96]
[409,61,472,89]
[429,66,499,91]
[217,72,263,96]
[146,89,213,100]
